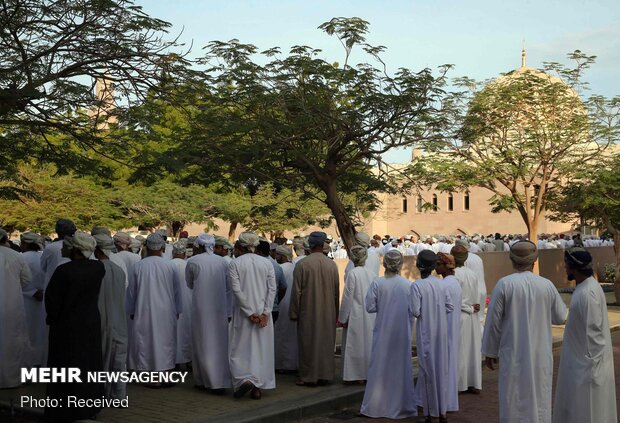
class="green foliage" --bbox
[412,51,617,240]
[0,0,187,198]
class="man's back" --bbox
[482,271,567,423]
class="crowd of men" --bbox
[0,219,616,423]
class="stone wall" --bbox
[334,246,615,298]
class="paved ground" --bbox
[1,307,619,423]
[304,329,620,423]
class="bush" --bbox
[603,264,617,282]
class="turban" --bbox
[0,228,8,241]
[238,232,260,249]
[156,229,168,241]
[349,245,368,267]
[270,242,278,251]
[179,231,189,239]
[146,233,165,251]
[172,241,187,255]
[91,226,111,237]
[417,250,438,273]
[454,239,470,250]
[194,233,215,254]
[20,232,42,246]
[214,236,232,249]
[72,231,97,258]
[308,231,327,249]
[323,242,331,255]
[509,241,538,269]
[135,234,146,243]
[564,247,593,271]
[355,232,371,247]
[275,245,292,260]
[93,233,114,257]
[113,232,132,246]
[130,238,142,253]
[450,245,469,266]
[55,219,76,237]
[437,252,456,270]
[383,249,404,274]
[303,237,310,250]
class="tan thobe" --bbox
[289,252,339,383]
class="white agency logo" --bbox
[21,368,82,383]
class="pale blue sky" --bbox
[135,0,619,162]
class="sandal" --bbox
[233,381,254,398]
[250,387,262,400]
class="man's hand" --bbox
[258,314,269,328]
[336,319,347,328]
[249,314,260,324]
[473,304,481,313]
[33,290,44,302]
[485,357,497,370]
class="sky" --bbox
[135,0,620,162]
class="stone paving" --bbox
[1,308,619,423]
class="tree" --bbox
[410,52,615,246]
[550,152,620,284]
[0,165,128,234]
[173,17,449,248]
[0,0,187,198]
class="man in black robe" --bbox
[45,231,105,422]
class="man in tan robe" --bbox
[289,231,339,386]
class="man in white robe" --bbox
[20,232,47,367]
[228,232,276,399]
[186,234,232,393]
[111,232,141,288]
[456,239,487,331]
[360,250,417,419]
[338,245,376,383]
[171,241,192,366]
[344,232,381,280]
[451,245,482,394]
[274,245,298,372]
[0,228,32,388]
[482,241,567,423]
[214,236,233,266]
[411,250,454,421]
[93,234,128,399]
[40,218,75,287]
[436,252,462,413]
[126,233,182,376]
[553,248,617,423]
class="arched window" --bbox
[448,193,454,211]
[464,191,470,211]
[416,195,423,213]
[402,197,408,213]
[432,194,438,211]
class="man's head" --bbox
[436,252,456,277]
[91,226,111,237]
[416,250,438,279]
[146,232,166,256]
[20,232,42,252]
[275,245,292,264]
[213,236,232,257]
[237,232,260,255]
[113,232,132,252]
[308,231,327,253]
[93,233,114,260]
[383,249,404,275]
[564,247,594,281]
[349,245,368,267]
[172,241,187,259]
[354,232,371,248]
[509,240,538,272]
[179,231,189,239]
[55,218,76,239]
[256,239,271,257]
[0,228,9,246]
[450,244,469,267]
[70,231,97,260]
[193,233,215,255]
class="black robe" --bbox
[44,259,105,422]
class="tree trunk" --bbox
[228,221,238,241]
[323,178,356,251]
[613,231,620,305]
[528,220,540,275]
